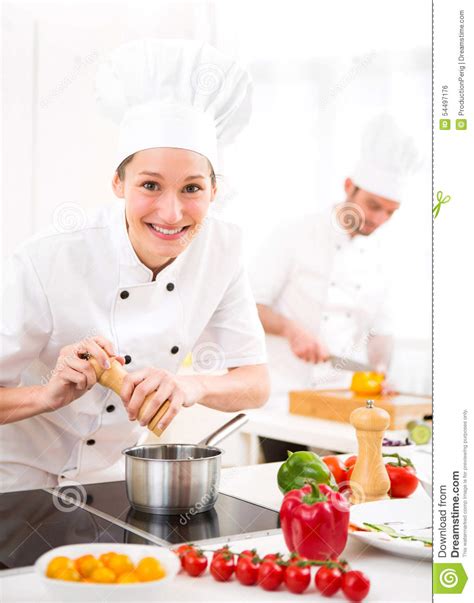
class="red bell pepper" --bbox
[280,480,349,560]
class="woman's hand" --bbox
[283,321,329,363]
[120,368,204,432]
[41,336,124,412]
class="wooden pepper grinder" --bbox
[84,353,171,437]
[349,399,390,504]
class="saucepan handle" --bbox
[198,413,249,447]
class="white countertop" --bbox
[0,532,431,602]
[242,406,359,452]
[1,459,432,602]
[219,452,432,511]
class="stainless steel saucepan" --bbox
[122,413,248,515]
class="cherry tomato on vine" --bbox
[315,566,343,597]
[284,563,311,594]
[182,550,208,577]
[174,544,195,569]
[175,544,194,555]
[341,570,371,601]
[235,556,260,585]
[239,549,257,559]
[288,552,308,565]
[210,555,235,582]
[257,560,284,591]
[212,545,233,560]
[262,553,284,562]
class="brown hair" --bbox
[116,152,216,186]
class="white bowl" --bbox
[35,543,180,602]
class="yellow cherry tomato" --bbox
[99,552,118,567]
[74,554,103,578]
[350,371,385,396]
[89,566,116,583]
[136,557,166,582]
[54,567,81,582]
[107,553,134,576]
[46,556,74,578]
[117,571,140,583]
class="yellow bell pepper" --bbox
[350,371,385,396]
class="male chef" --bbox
[250,115,418,460]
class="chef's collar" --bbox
[110,200,192,287]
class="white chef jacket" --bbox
[250,211,392,404]
[0,200,266,492]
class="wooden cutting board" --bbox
[289,389,432,430]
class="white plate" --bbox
[417,473,433,498]
[35,543,180,602]
[350,499,432,561]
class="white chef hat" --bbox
[95,38,252,170]
[351,114,419,202]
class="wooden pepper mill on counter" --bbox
[349,399,391,504]
[83,353,170,437]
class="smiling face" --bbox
[112,148,216,275]
[344,177,400,236]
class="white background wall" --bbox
[2,0,431,393]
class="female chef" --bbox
[0,39,269,492]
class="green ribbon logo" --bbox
[433,563,468,594]
[433,191,452,219]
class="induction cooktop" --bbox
[0,481,280,571]
[80,480,280,546]
[0,487,150,571]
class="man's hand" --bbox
[120,368,204,432]
[283,321,329,363]
[381,378,398,396]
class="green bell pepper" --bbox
[277,450,337,494]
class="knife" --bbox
[328,355,373,372]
